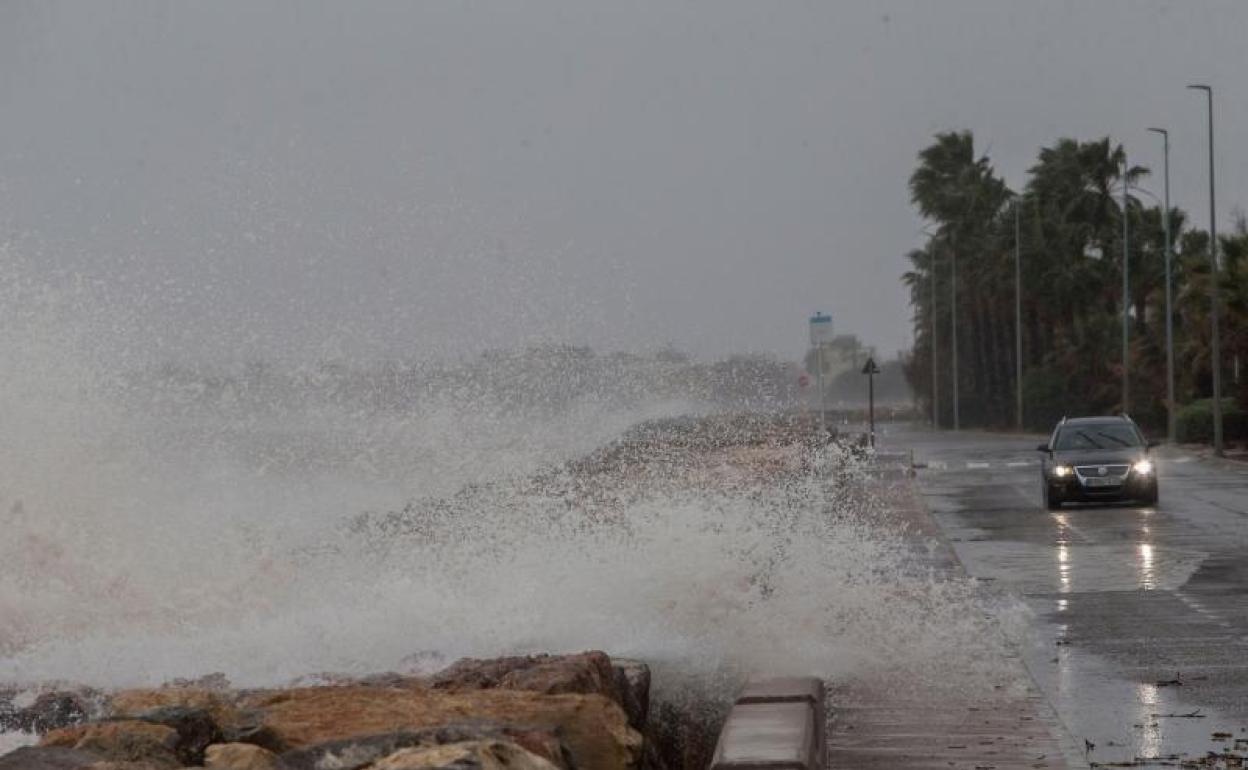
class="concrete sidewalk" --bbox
[827,479,1083,770]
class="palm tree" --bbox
[907,131,1013,424]
[895,129,1248,438]
[902,132,1196,430]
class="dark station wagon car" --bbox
[1038,415,1159,509]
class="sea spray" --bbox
[0,262,1021,711]
[2,417,1019,696]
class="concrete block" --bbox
[711,676,827,770]
[737,676,824,707]
[710,701,814,769]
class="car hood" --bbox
[1051,448,1146,465]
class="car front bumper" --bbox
[1049,472,1156,502]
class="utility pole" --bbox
[1122,152,1131,415]
[1189,84,1223,456]
[1148,127,1176,444]
[1014,199,1023,430]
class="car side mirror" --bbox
[1036,443,1050,452]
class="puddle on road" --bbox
[1024,620,1246,769]
[950,540,1207,594]
[931,503,1208,595]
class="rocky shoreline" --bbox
[0,650,724,769]
[1,413,861,770]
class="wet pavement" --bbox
[890,423,1248,769]
[828,452,1078,770]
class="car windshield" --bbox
[1054,424,1142,450]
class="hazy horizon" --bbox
[3,1,1246,365]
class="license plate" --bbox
[1084,477,1119,488]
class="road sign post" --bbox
[815,346,825,432]
[863,356,880,448]
[809,313,833,434]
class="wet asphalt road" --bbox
[890,423,1248,766]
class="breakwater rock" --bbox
[0,652,675,770]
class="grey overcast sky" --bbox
[1,1,1246,364]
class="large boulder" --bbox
[128,706,223,765]
[40,720,181,768]
[204,742,279,769]
[26,692,93,734]
[241,686,641,770]
[14,656,654,769]
[368,740,559,770]
[609,659,651,732]
[218,716,288,755]
[108,689,240,728]
[105,689,283,755]
[275,725,568,770]
[0,689,98,734]
[0,749,167,769]
[430,652,620,701]
[430,652,652,733]
[0,746,100,769]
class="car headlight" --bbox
[1053,464,1073,478]
[1133,459,1154,475]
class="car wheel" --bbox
[1141,484,1159,506]
[1044,484,1063,510]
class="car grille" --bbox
[1074,464,1129,480]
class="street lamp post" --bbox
[1014,198,1023,430]
[1147,127,1176,444]
[951,237,960,431]
[929,241,939,428]
[1122,152,1131,415]
[1189,84,1223,456]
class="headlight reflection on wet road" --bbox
[1054,513,1073,593]
[1138,542,1156,590]
[1136,682,1163,759]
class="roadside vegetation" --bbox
[903,130,1248,437]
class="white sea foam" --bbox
[0,256,1019,701]
[0,731,37,755]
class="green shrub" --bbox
[1175,398,1248,443]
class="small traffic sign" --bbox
[809,313,833,346]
